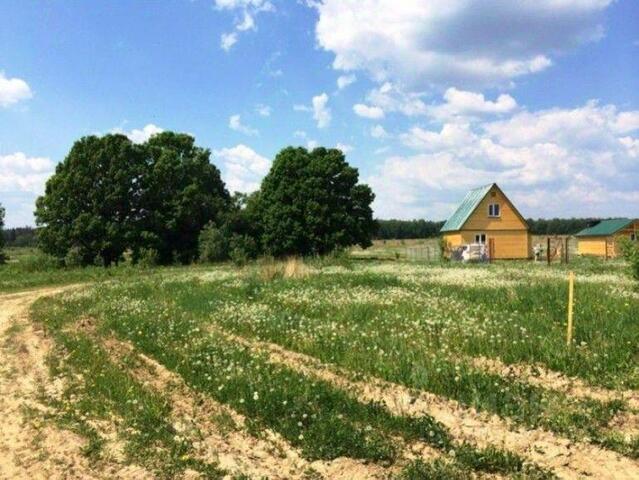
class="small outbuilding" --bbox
[441,183,531,259]
[575,218,638,258]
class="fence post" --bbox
[547,238,551,265]
[566,271,575,346]
[565,237,569,264]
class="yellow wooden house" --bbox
[576,218,638,258]
[440,183,531,259]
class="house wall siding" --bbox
[462,231,531,259]
[577,237,607,256]
[463,187,528,231]
[443,231,531,259]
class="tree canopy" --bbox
[35,132,229,266]
[35,134,145,266]
[33,138,377,265]
[257,147,375,256]
[134,132,230,264]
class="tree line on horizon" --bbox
[2,208,611,258]
[16,131,375,267]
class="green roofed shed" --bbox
[575,218,633,237]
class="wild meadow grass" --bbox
[159,261,638,454]
[31,306,226,478]
[0,246,221,293]
[33,284,552,478]
[25,255,639,477]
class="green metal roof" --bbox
[575,218,634,237]
[440,184,494,232]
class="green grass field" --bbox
[2,246,639,478]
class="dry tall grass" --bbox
[258,257,310,282]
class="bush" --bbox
[198,223,229,263]
[137,248,159,268]
[64,246,84,268]
[619,238,639,281]
[229,234,257,267]
[16,251,61,272]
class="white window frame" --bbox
[474,233,487,244]
[488,203,501,218]
[631,232,637,242]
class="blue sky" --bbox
[1,0,638,227]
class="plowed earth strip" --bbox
[103,337,401,480]
[216,329,639,480]
[0,287,153,480]
[470,356,639,409]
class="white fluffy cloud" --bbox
[369,100,639,219]
[112,124,164,144]
[336,142,353,153]
[215,144,270,193]
[313,0,611,88]
[312,93,331,128]
[294,94,332,128]
[366,83,428,116]
[353,103,384,120]
[370,124,388,139]
[0,152,54,194]
[337,74,356,90]
[220,32,238,51]
[428,88,517,120]
[216,0,274,51]
[255,104,271,116]
[229,114,259,135]
[0,72,33,107]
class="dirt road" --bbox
[0,287,104,480]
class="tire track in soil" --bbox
[0,287,153,480]
[469,355,639,439]
[469,355,639,409]
[215,329,639,480]
[103,337,405,480]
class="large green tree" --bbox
[35,134,146,266]
[35,131,230,266]
[136,132,231,264]
[257,147,375,256]
[0,203,6,264]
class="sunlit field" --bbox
[15,252,638,479]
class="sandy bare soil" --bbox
[220,329,639,480]
[104,337,397,480]
[3,285,639,480]
[0,288,398,480]
[0,287,152,480]
[470,355,639,410]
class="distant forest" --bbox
[3,217,608,246]
[374,217,604,239]
[3,227,37,247]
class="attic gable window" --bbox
[488,203,501,218]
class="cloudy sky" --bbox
[1,0,638,227]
